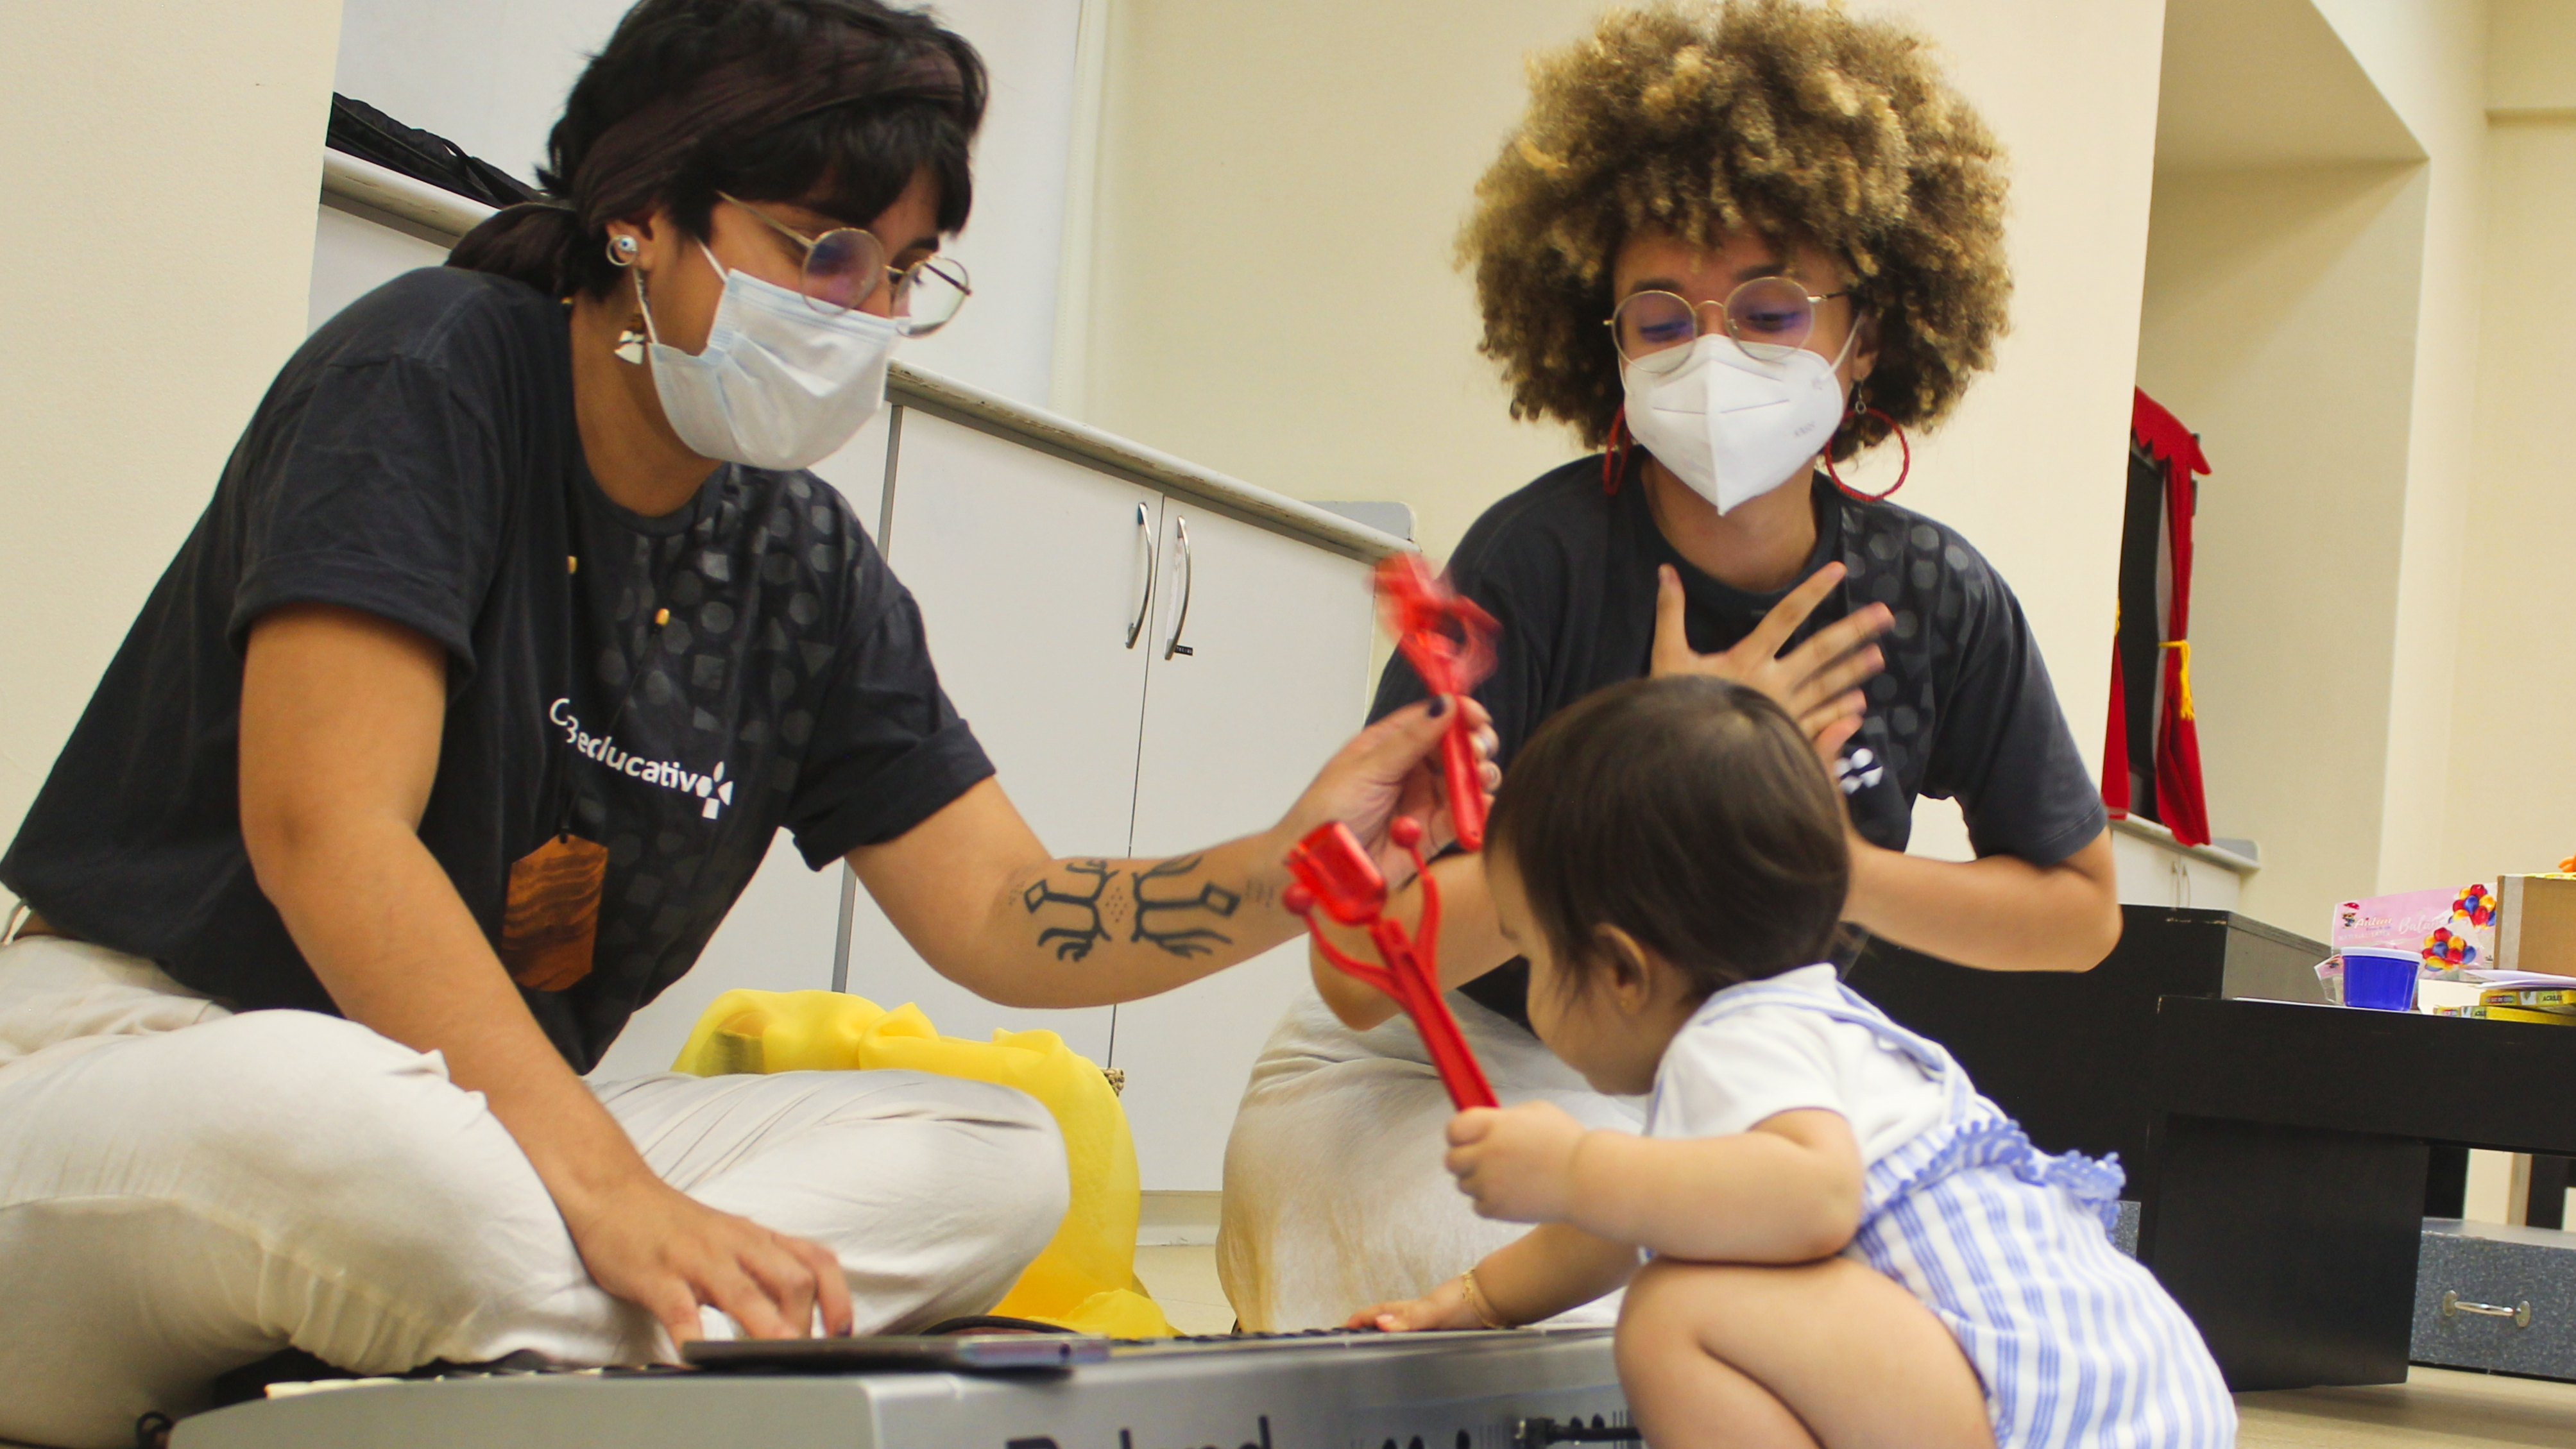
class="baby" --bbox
[1351,677,2233,1448]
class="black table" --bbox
[1847,905,2326,1183]
[2137,996,2576,1391]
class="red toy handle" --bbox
[1309,920,1494,1112]
[1440,721,1487,854]
[1284,820,1498,1112]
[1282,556,1507,1115]
[1375,555,1498,853]
[1392,927,1499,1110]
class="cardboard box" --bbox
[2496,875,2576,976]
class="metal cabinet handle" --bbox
[1124,502,1156,649]
[1163,516,1195,659]
[2441,1291,2532,1327]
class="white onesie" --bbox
[1644,963,1942,1162]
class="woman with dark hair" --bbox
[1220,0,2122,1331]
[0,1,1482,1440]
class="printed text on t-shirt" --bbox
[549,698,735,819]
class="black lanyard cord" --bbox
[549,470,718,840]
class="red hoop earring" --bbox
[1602,407,1635,496]
[1824,407,1910,502]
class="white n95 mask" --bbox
[1620,326,1859,514]
[639,242,898,471]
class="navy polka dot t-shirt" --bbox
[1370,460,2106,1031]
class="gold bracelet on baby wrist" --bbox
[1459,1267,1514,1330]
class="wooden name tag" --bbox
[500,833,609,992]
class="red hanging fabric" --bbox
[2131,388,2213,847]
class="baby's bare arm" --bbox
[1349,1223,1637,1332]
[1476,1223,1641,1325]
[1569,1110,1864,1263]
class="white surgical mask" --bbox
[638,242,898,471]
[1620,325,1859,514]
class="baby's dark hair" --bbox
[1487,675,1850,1001]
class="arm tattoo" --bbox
[1130,854,1241,960]
[1023,859,1116,961]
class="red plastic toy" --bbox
[1282,817,1498,1110]
[1375,554,1500,851]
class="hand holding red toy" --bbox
[1279,554,1503,1112]
[1375,554,1499,851]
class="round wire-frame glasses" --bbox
[1607,277,1854,373]
[719,191,972,334]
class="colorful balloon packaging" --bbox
[2421,883,2498,968]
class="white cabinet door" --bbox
[308,202,449,334]
[811,405,896,545]
[836,409,1163,1061]
[1112,504,1376,1189]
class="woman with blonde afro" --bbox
[1220,0,2125,1338]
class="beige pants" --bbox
[0,938,1068,1449]
[1218,985,1642,1330]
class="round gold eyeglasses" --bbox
[1608,277,1854,373]
[719,192,972,335]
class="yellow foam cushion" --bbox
[670,988,1173,1338]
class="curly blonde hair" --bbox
[1463,0,2011,455]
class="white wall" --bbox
[2124,0,2507,938]
[329,0,621,186]
[1073,0,1583,561]
[2443,3,2576,885]
[2305,0,2493,903]
[2136,162,2430,933]
[2484,0,2576,114]
[0,0,344,856]
[311,202,454,332]
[2449,4,2566,1221]
[328,0,1082,406]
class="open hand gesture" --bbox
[1651,561,1889,763]
[1278,695,1499,886]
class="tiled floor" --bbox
[1134,1243,2576,1445]
[1134,1242,1238,1335]
[2238,1368,2576,1446]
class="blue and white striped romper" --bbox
[1672,978,2235,1447]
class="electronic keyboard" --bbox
[171,1326,1633,1449]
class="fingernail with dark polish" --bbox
[1430,697,1449,718]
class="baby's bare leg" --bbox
[1615,1256,1993,1449]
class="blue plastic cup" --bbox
[2342,947,2420,1012]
